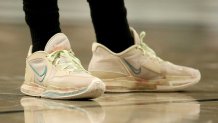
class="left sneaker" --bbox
[88,28,201,92]
[21,33,105,99]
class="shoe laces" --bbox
[47,50,87,72]
[137,31,163,62]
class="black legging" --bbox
[23,0,134,53]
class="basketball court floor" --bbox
[0,23,217,123]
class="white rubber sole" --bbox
[20,81,105,99]
[102,75,201,92]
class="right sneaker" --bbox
[21,33,105,99]
[88,28,201,92]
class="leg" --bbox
[23,0,61,52]
[87,0,134,53]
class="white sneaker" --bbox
[21,33,105,99]
[88,28,201,92]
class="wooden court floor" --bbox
[0,23,217,123]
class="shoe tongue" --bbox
[130,27,141,45]
[44,33,71,53]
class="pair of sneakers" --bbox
[20,28,201,99]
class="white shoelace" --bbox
[47,50,87,72]
[138,31,163,62]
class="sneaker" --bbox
[21,33,105,99]
[88,28,201,92]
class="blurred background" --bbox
[0,0,217,91]
[0,0,218,26]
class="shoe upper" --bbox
[88,28,200,82]
[25,33,102,90]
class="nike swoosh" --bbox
[123,59,141,74]
[29,64,47,82]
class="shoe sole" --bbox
[20,81,105,99]
[102,75,201,92]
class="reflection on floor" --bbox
[0,23,217,123]
[21,93,200,123]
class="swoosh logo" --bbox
[123,59,141,74]
[29,64,47,82]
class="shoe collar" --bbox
[91,27,147,56]
[44,33,71,54]
[27,33,72,57]
[130,27,141,45]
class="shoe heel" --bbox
[21,83,45,97]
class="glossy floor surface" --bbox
[0,23,218,123]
